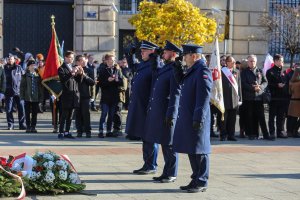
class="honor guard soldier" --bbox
[144,41,182,183]
[173,44,213,193]
[125,40,160,174]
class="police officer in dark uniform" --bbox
[173,44,212,193]
[125,40,160,175]
[144,41,181,183]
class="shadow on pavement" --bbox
[237,173,300,179]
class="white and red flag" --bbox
[263,53,274,75]
[209,37,225,117]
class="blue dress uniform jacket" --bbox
[173,60,213,154]
[125,59,153,138]
[144,62,181,145]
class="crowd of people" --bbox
[0,40,300,192]
[0,44,299,141]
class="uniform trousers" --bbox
[142,141,158,170]
[161,145,178,177]
[188,154,209,187]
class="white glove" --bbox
[238,101,243,106]
[50,95,56,102]
[20,100,25,105]
[90,99,94,103]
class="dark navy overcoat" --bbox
[143,62,181,145]
[173,60,213,154]
[125,60,153,138]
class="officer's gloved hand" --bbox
[174,55,183,69]
[193,121,203,132]
[165,117,175,128]
[155,47,164,57]
[149,53,159,70]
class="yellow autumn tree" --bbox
[129,0,218,47]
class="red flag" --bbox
[43,27,61,79]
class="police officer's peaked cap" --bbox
[182,44,203,55]
[140,40,159,50]
[164,40,183,54]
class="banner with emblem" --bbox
[41,15,63,99]
[209,37,225,117]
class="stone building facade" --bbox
[0,0,269,64]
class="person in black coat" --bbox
[58,51,82,139]
[75,55,95,138]
[241,55,271,140]
[266,54,289,139]
[220,56,242,141]
[98,54,123,138]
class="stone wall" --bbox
[117,0,269,64]
[74,0,117,61]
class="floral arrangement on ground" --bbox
[0,151,85,198]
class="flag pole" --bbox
[51,15,57,132]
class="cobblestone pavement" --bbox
[0,111,299,200]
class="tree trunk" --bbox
[290,53,295,68]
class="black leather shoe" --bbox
[64,134,75,139]
[153,175,166,181]
[293,133,300,138]
[26,128,31,133]
[248,136,257,140]
[277,133,288,138]
[220,137,226,141]
[77,132,82,138]
[263,135,275,141]
[137,169,157,175]
[227,136,237,141]
[52,128,58,133]
[30,128,37,133]
[19,125,27,130]
[98,132,104,138]
[7,126,14,130]
[133,167,146,174]
[180,180,195,190]
[106,132,116,137]
[187,186,207,193]
[86,132,92,138]
[161,176,176,183]
[58,133,64,139]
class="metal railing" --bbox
[269,0,300,62]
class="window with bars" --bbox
[120,0,166,14]
[269,0,300,62]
